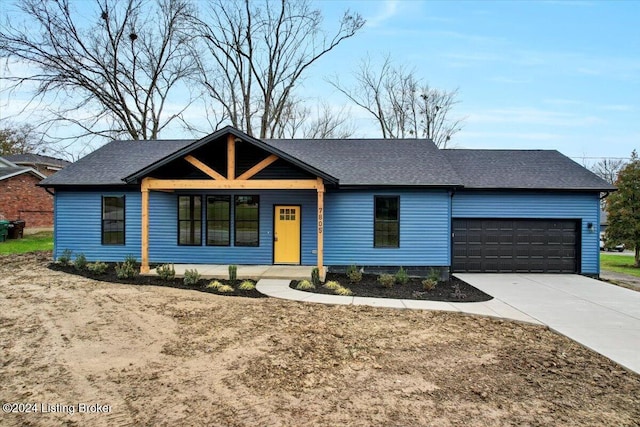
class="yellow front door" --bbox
[274,206,301,264]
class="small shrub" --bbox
[87,261,108,275]
[58,249,72,265]
[238,280,255,291]
[207,280,223,289]
[115,261,137,279]
[156,264,176,280]
[334,286,353,296]
[183,269,201,286]
[422,278,437,291]
[228,265,237,281]
[124,254,138,266]
[427,267,440,283]
[74,253,88,271]
[394,266,409,285]
[311,267,321,287]
[378,274,394,288]
[296,279,315,290]
[217,284,234,293]
[323,280,341,290]
[346,265,362,284]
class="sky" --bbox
[1,0,639,164]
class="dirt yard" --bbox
[1,253,639,426]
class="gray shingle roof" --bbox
[0,166,45,181]
[38,129,616,192]
[40,139,193,186]
[4,153,71,168]
[443,149,615,191]
[264,138,462,187]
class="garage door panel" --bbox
[452,219,578,273]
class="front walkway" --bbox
[255,279,542,325]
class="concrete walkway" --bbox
[257,274,640,374]
[255,279,542,324]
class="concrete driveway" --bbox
[456,274,640,374]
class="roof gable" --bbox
[124,126,337,184]
[0,166,47,181]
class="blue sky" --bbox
[307,0,640,163]
[1,0,638,163]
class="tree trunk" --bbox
[635,246,639,268]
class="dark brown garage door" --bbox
[452,219,579,273]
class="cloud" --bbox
[365,0,399,28]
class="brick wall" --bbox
[0,173,53,227]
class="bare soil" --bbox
[1,252,639,427]
[294,273,493,302]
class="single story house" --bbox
[0,156,54,227]
[40,126,615,277]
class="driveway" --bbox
[456,274,640,374]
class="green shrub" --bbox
[87,261,108,275]
[183,269,201,286]
[334,286,353,296]
[115,261,137,279]
[378,273,394,288]
[207,280,223,289]
[156,264,175,280]
[217,284,234,293]
[427,267,440,283]
[346,265,362,284]
[58,249,72,265]
[228,265,237,281]
[239,280,255,291]
[323,280,341,290]
[394,266,409,285]
[296,279,315,290]
[311,267,321,287]
[74,253,87,271]
[422,278,437,291]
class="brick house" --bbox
[0,156,56,228]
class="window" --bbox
[178,195,202,245]
[235,195,259,246]
[102,196,125,245]
[374,196,399,248]
[206,196,230,246]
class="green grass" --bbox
[600,253,640,277]
[0,231,54,254]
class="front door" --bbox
[274,205,301,264]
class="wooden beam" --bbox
[184,155,226,180]
[227,134,235,180]
[144,178,321,190]
[141,178,150,274]
[317,177,325,281]
[237,154,279,180]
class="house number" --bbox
[318,207,323,234]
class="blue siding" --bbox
[324,189,451,267]
[54,190,142,261]
[148,190,318,265]
[452,191,600,274]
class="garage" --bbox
[452,218,579,273]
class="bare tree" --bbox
[590,158,626,185]
[302,103,355,139]
[0,0,199,143]
[194,0,364,138]
[330,56,464,147]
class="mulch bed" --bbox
[48,263,267,298]
[291,272,493,302]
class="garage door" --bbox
[452,219,578,273]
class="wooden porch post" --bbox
[317,178,325,281]
[227,134,235,179]
[141,178,150,274]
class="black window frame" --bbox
[374,196,400,248]
[178,195,202,246]
[206,195,231,246]
[102,195,126,245]
[234,195,259,247]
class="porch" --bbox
[145,264,319,281]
